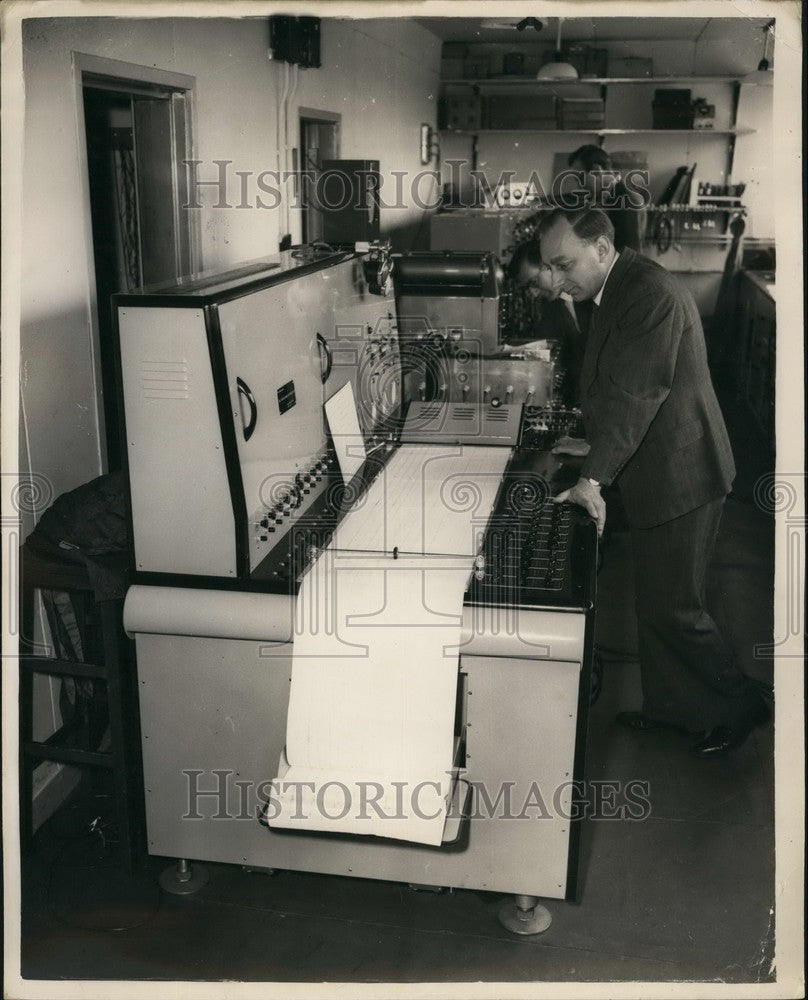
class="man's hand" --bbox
[554,477,606,537]
[552,436,591,457]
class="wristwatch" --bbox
[586,478,601,488]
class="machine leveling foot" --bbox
[159,858,210,896]
[498,894,552,935]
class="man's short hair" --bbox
[568,144,612,171]
[508,240,543,280]
[537,207,615,246]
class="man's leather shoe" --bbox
[690,697,771,759]
[616,711,686,733]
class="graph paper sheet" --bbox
[268,552,472,844]
[268,444,512,845]
[331,444,511,556]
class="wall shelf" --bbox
[443,128,753,136]
[439,69,756,199]
[440,76,749,87]
[643,237,739,245]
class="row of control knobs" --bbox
[472,499,572,593]
[256,455,334,540]
[417,384,535,406]
[522,503,572,590]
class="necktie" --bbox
[572,299,591,334]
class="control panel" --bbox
[519,405,584,451]
[252,447,390,586]
[451,352,553,408]
[399,340,554,411]
[251,451,336,561]
[466,450,597,611]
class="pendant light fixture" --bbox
[744,20,775,85]
[536,17,578,80]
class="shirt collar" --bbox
[559,293,578,323]
[593,251,620,306]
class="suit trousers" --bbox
[629,497,757,731]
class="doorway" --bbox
[80,65,196,470]
[299,110,340,244]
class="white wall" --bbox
[20,15,440,512]
[17,13,440,790]
[289,19,442,248]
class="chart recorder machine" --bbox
[116,246,597,935]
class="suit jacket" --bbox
[579,248,735,528]
[532,297,586,406]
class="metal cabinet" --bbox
[734,271,775,453]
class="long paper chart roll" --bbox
[268,445,511,845]
[333,444,509,556]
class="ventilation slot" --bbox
[450,406,477,422]
[140,360,189,400]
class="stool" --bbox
[19,537,144,872]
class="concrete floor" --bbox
[18,393,777,990]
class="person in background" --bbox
[538,206,769,758]
[507,240,584,407]
[567,144,644,253]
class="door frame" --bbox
[72,52,200,471]
[298,107,341,244]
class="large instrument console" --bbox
[116,248,598,935]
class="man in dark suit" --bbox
[537,207,768,757]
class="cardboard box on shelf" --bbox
[486,95,557,130]
[652,89,693,129]
[557,97,605,129]
[609,57,654,78]
[440,95,483,131]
